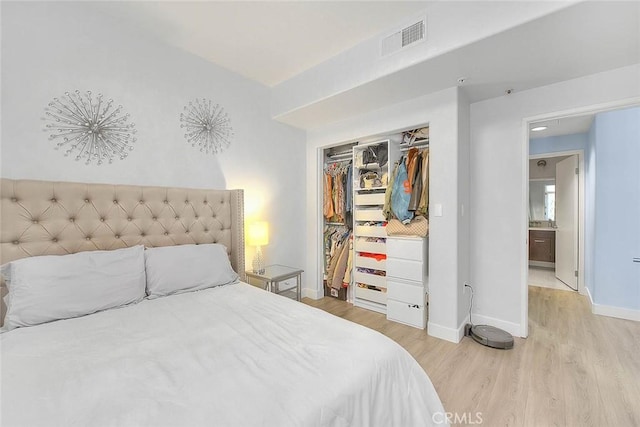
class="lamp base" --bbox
[252,246,265,274]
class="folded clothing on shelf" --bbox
[358,252,387,261]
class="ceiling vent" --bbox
[381,18,426,57]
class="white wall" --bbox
[470,64,640,336]
[307,87,467,342]
[457,91,471,327]
[1,2,306,272]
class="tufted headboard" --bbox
[0,178,245,290]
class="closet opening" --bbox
[320,124,431,329]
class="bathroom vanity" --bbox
[529,228,556,264]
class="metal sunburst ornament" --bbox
[43,90,137,165]
[180,99,233,154]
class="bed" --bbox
[0,178,447,426]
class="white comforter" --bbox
[1,282,446,426]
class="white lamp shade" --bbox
[248,221,269,246]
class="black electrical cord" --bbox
[465,283,474,326]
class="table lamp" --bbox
[248,221,269,274]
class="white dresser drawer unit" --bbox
[387,279,424,303]
[354,270,386,288]
[385,236,428,329]
[354,193,386,206]
[386,258,423,282]
[355,286,387,305]
[387,300,426,329]
[354,209,385,222]
[386,237,424,262]
[354,255,386,271]
[354,225,387,238]
[354,240,386,254]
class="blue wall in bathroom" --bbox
[530,133,587,155]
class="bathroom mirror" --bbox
[529,179,555,221]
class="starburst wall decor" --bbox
[43,90,137,165]
[180,99,233,154]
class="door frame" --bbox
[528,150,584,294]
[520,98,640,338]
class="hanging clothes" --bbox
[342,234,354,288]
[383,161,399,220]
[323,173,334,220]
[334,173,344,221]
[406,147,420,187]
[345,163,352,214]
[323,226,352,289]
[408,152,423,212]
[417,148,429,217]
[391,159,414,224]
[323,161,352,225]
[325,230,342,280]
[331,234,351,290]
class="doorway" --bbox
[527,152,581,292]
[521,100,640,337]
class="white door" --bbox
[555,155,578,290]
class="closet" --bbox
[322,144,355,300]
[352,140,399,313]
[321,127,430,328]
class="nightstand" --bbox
[245,264,304,301]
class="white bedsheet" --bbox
[0,282,446,427]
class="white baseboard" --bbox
[457,315,471,342]
[585,286,594,307]
[585,286,639,321]
[529,261,555,268]
[427,321,462,343]
[302,287,323,300]
[468,313,521,337]
[592,304,640,321]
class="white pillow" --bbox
[1,246,146,331]
[144,244,239,298]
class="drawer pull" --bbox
[408,304,420,309]
[634,258,640,263]
[533,239,545,243]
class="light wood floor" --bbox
[303,287,640,426]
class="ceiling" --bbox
[96,1,429,87]
[273,1,640,128]
[93,1,639,129]
[529,115,594,139]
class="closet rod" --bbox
[399,142,429,152]
[326,152,352,160]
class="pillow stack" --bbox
[1,243,239,331]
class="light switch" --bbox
[433,203,443,217]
